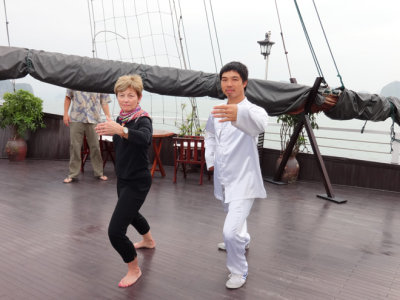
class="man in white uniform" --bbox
[205,61,269,289]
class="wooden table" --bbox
[151,129,175,177]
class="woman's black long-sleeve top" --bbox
[113,116,153,180]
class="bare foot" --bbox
[63,177,76,183]
[134,239,156,249]
[118,268,142,288]
[98,175,108,181]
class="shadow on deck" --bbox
[1,159,400,299]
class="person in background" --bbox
[63,89,111,183]
[205,61,269,289]
[95,74,156,288]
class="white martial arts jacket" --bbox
[205,98,269,202]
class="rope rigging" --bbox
[390,101,400,152]
[293,0,346,89]
[111,0,123,61]
[311,0,344,89]
[168,0,184,122]
[274,0,294,81]
[293,0,326,84]
[157,0,172,67]
[2,0,15,92]
[3,0,11,47]
[203,0,223,72]
[203,0,217,72]
[145,0,159,65]
[172,0,200,132]
[89,0,207,133]
[209,0,223,67]
[168,0,184,69]
[100,0,110,59]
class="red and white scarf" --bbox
[118,105,150,125]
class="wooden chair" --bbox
[81,135,115,172]
[173,136,208,185]
[99,135,115,168]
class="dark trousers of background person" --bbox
[108,175,152,263]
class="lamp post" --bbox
[257,31,275,80]
[256,31,274,163]
[92,30,126,58]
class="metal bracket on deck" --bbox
[264,77,347,204]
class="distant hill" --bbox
[0,80,34,99]
[0,80,13,98]
[380,81,400,98]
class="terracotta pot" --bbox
[275,154,300,183]
[5,138,27,161]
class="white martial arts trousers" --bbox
[222,198,255,276]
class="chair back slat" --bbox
[172,136,208,184]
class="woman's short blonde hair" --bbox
[114,74,143,98]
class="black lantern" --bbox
[257,31,274,59]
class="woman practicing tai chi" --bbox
[96,74,156,288]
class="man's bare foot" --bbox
[118,268,142,288]
[98,175,108,181]
[134,239,156,249]
[63,177,76,183]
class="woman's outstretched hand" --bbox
[95,116,122,136]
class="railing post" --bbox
[391,141,400,164]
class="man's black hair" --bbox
[219,61,248,82]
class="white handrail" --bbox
[150,115,399,165]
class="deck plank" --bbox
[1,159,400,299]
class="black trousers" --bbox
[108,175,151,263]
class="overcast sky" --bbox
[1,0,399,100]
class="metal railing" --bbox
[263,121,399,165]
[150,115,400,165]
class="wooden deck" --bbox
[1,159,400,299]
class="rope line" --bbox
[89,0,97,57]
[122,0,135,62]
[111,0,123,61]
[177,0,192,69]
[360,120,368,134]
[293,0,326,84]
[311,0,344,88]
[88,0,201,131]
[168,0,182,121]
[274,0,293,79]
[155,0,178,122]
[157,0,172,67]
[203,0,218,72]
[168,0,184,69]
[100,0,110,59]
[145,0,159,65]
[174,0,200,131]
[3,0,15,91]
[389,101,400,152]
[209,0,223,67]
[3,0,11,47]
[143,0,164,122]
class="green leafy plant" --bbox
[277,113,318,156]
[0,89,45,139]
[176,103,203,136]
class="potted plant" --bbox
[0,89,45,161]
[276,112,318,183]
[173,103,206,178]
[176,103,203,136]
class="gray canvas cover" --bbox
[0,46,399,125]
[325,89,399,124]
